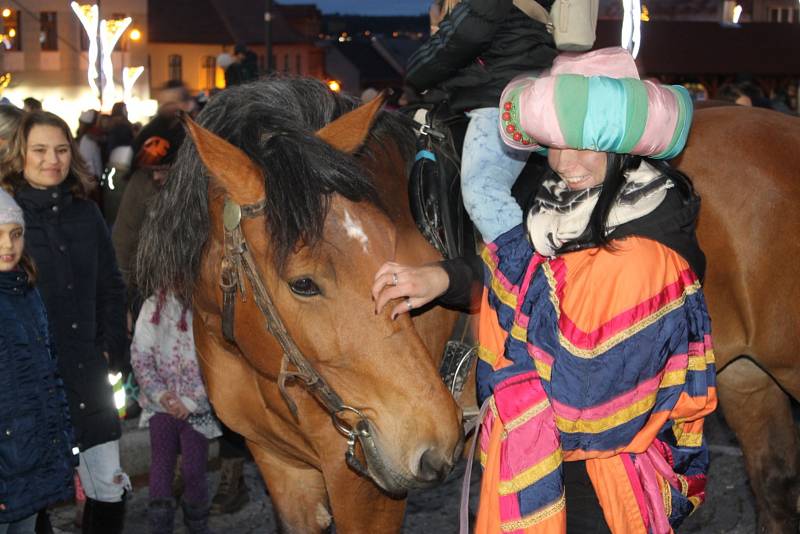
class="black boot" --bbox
[181,499,214,534]
[82,498,125,534]
[148,499,176,534]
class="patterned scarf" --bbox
[526,160,672,257]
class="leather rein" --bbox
[219,197,371,477]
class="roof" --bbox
[595,20,800,75]
[148,0,314,45]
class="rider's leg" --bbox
[460,107,530,244]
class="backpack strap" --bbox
[513,0,551,25]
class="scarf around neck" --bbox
[526,160,672,257]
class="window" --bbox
[40,12,58,51]
[295,54,302,74]
[1,9,21,51]
[769,6,799,22]
[168,54,182,82]
[283,53,289,73]
[202,56,216,90]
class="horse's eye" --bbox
[289,277,321,297]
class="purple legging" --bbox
[148,412,209,504]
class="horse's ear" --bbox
[316,93,384,153]
[182,114,264,204]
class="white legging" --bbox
[76,440,130,502]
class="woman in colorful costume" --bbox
[473,47,717,534]
[373,47,717,533]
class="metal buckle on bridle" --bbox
[417,123,446,140]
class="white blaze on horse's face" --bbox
[342,208,370,254]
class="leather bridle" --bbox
[219,197,372,477]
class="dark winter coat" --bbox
[406,0,557,112]
[15,181,125,452]
[0,270,77,523]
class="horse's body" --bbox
[675,106,800,533]
[139,76,800,532]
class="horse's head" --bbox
[138,79,463,494]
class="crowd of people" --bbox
[0,76,251,534]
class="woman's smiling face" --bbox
[23,124,72,189]
[547,148,608,190]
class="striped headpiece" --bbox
[499,47,693,159]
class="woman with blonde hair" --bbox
[1,111,128,534]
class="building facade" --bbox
[0,0,150,120]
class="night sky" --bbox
[278,0,431,16]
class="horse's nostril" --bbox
[417,448,453,483]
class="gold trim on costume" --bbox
[554,393,657,434]
[498,449,563,495]
[500,494,566,531]
[504,398,552,433]
[542,263,703,359]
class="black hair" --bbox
[551,154,696,253]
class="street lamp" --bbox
[70,3,100,98]
[327,80,341,92]
[122,65,144,104]
[621,0,642,59]
[1,8,10,18]
[129,28,141,42]
[99,17,132,112]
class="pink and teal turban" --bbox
[498,47,693,159]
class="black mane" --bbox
[136,77,416,303]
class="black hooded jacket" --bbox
[406,0,557,112]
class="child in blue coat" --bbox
[0,188,77,534]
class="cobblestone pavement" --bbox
[49,412,756,533]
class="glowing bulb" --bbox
[732,4,742,23]
[327,80,341,92]
[129,28,141,41]
[99,17,132,112]
[70,3,100,99]
[7,28,14,38]
[1,8,10,18]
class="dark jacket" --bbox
[16,181,125,451]
[111,168,159,315]
[0,271,77,523]
[406,0,557,112]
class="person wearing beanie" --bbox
[373,48,716,533]
[0,188,78,534]
[0,111,128,534]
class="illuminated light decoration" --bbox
[0,72,10,90]
[70,3,100,98]
[327,79,341,92]
[621,0,642,59]
[99,16,132,112]
[122,65,144,105]
[732,4,743,23]
[108,372,126,417]
[641,5,650,22]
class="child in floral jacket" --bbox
[131,290,221,534]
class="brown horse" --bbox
[675,106,800,534]
[137,79,464,532]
